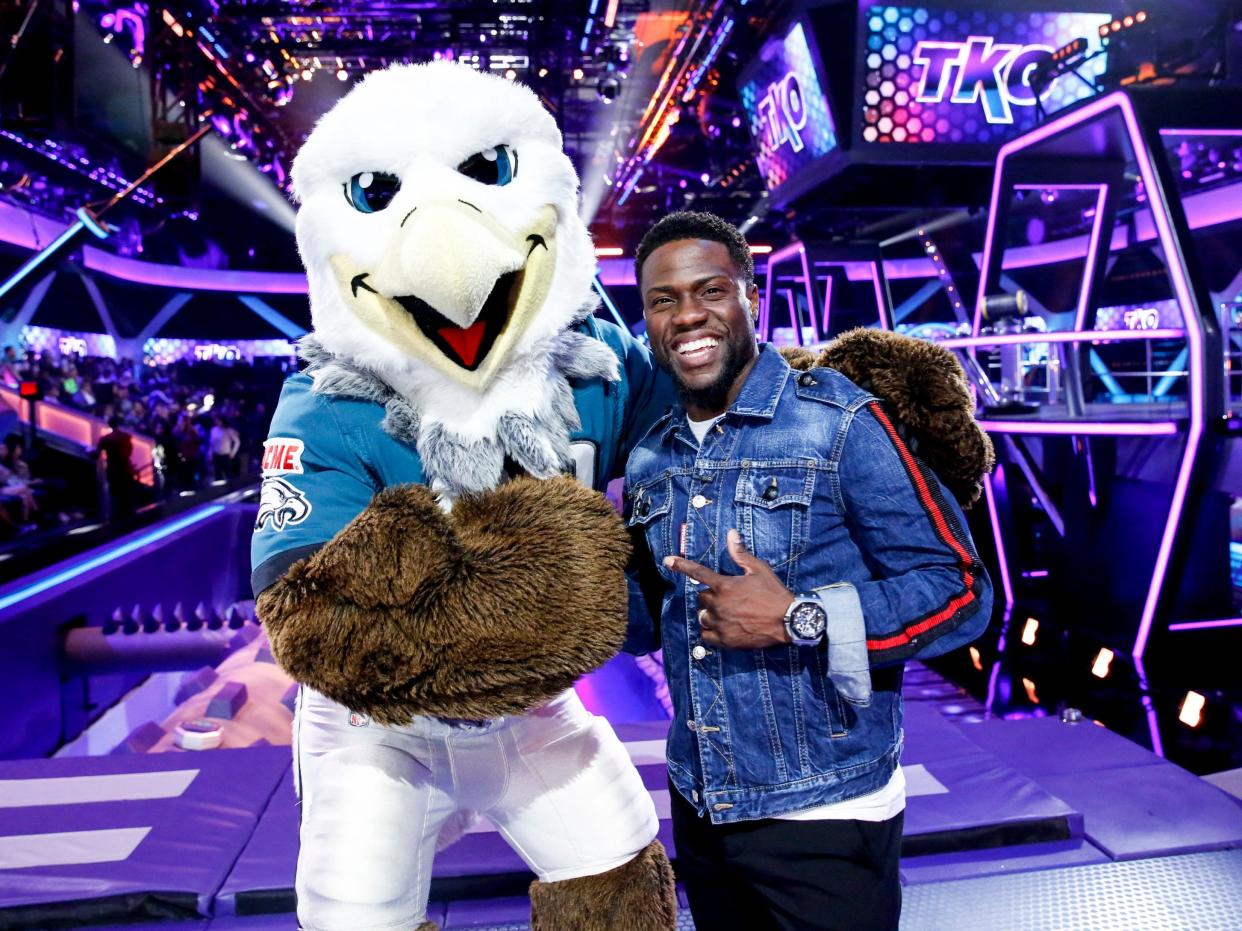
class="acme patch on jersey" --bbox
[262,438,306,476]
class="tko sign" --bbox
[758,71,810,154]
[913,36,1055,125]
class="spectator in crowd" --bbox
[209,414,241,480]
[239,401,268,475]
[95,416,137,519]
[3,347,286,521]
[0,347,19,389]
[61,366,79,398]
[2,438,33,482]
[174,410,204,490]
[0,440,39,529]
[125,399,148,431]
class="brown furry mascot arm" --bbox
[257,475,631,725]
[780,329,994,507]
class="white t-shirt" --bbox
[686,412,906,823]
[687,414,724,443]
[775,766,905,822]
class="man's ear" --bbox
[747,282,760,322]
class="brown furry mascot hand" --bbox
[781,329,994,507]
[256,475,631,724]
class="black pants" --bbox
[670,785,903,931]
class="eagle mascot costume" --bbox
[251,62,678,930]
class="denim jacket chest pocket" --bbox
[628,474,674,567]
[733,461,817,584]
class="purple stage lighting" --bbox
[982,472,1015,612]
[970,92,1217,755]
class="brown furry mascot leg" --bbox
[415,922,438,931]
[528,840,677,931]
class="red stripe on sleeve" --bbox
[864,402,977,652]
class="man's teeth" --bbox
[677,337,719,355]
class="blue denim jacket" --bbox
[624,344,992,823]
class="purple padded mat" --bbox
[69,923,207,931]
[218,757,671,912]
[900,838,1110,885]
[215,769,299,916]
[443,895,530,927]
[900,702,1081,854]
[209,902,446,929]
[216,708,1084,915]
[955,716,1164,776]
[0,748,289,926]
[1037,763,1242,860]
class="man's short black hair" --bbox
[634,211,754,289]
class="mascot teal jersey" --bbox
[251,315,669,596]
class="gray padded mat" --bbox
[899,849,1242,931]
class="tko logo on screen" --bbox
[261,437,305,476]
[913,36,1055,125]
[1123,307,1161,331]
[194,343,241,362]
[758,72,809,154]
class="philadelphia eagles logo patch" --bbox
[256,476,312,531]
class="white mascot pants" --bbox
[293,686,659,931]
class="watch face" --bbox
[791,602,826,639]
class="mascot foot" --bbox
[529,840,677,931]
[415,922,438,931]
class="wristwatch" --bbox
[783,595,827,647]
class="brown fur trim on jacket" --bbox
[256,475,631,724]
[780,328,994,508]
[528,839,677,931]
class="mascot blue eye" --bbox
[345,171,401,213]
[457,145,515,186]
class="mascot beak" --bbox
[331,200,557,390]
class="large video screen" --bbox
[855,3,1110,157]
[739,18,841,204]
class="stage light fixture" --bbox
[1091,647,1113,678]
[598,74,621,102]
[1178,691,1205,727]
[1099,11,1148,42]
[968,646,983,671]
[1021,617,1039,646]
[1022,678,1039,704]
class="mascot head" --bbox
[291,61,598,397]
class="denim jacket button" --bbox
[692,790,700,802]
[691,494,708,508]
[687,720,697,731]
[692,645,707,660]
[799,373,816,387]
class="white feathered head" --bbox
[291,62,598,398]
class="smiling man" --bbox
[624,212,993,931]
